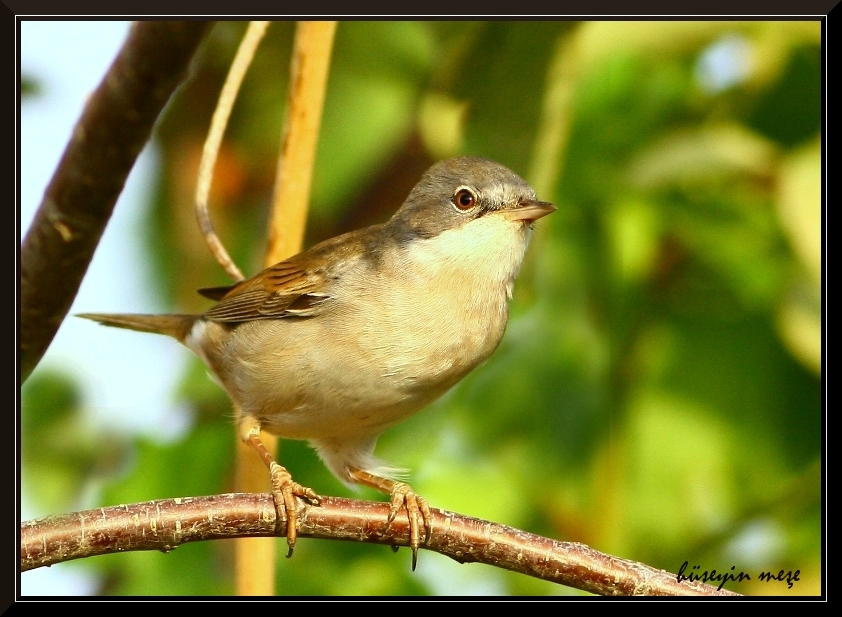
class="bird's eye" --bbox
[453,188,477,211]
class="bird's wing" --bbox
[202,259,332,323]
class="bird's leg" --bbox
[239,416,321,557]
[347,466,431,570]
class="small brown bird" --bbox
[80,156,555,568]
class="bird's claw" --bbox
[385,482,431,570]
[268,461,321,557]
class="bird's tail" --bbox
[77,313,197,342]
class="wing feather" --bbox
[198,224,382,324]
[202,260,330,322]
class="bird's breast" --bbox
[351,215,532,398]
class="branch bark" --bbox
[20,20,212,383]
[20,494,739,596]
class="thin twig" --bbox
[20,21,212,383]
[194,21,270,282]
[20,494,741,596]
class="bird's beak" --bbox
[503,199,557,222]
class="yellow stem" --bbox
[234,20,337,597]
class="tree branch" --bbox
[20,21,213,383]
[20,494,739,596]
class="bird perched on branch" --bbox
[80,156,555,569]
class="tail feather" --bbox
[77,313,197,342]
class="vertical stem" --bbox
[265,21,338,264]
[234,20,337,597]
[235,401,277,595]
[527,24,580,200]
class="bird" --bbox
[79,156,555,568]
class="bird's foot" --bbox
[240,417,321,557]
[348,466,431,570]
[385,481,432,570]
[268,461,322,557]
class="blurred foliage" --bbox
[21,20,822,596]
[20,74,41,99]
[21,370,128,515]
